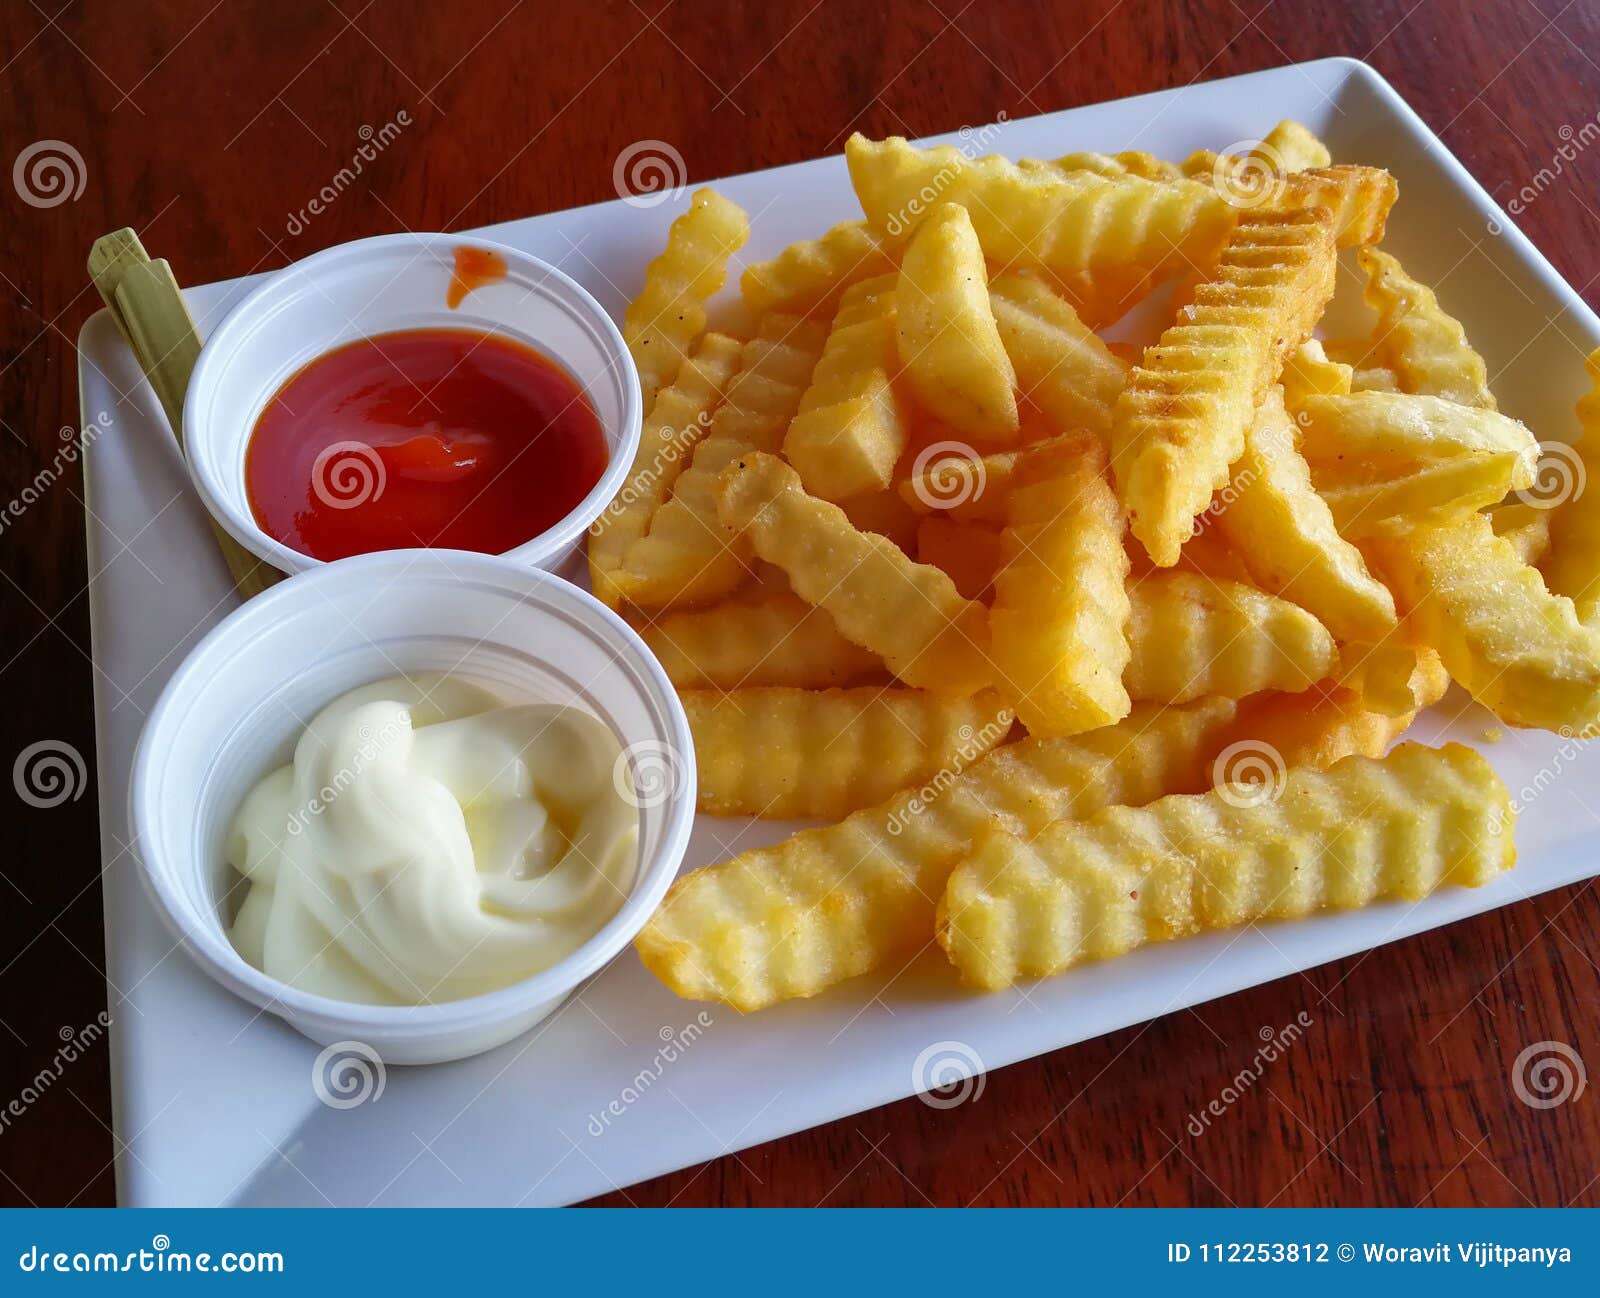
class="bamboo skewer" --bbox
[88,228,281,599]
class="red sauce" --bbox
[246,329,608,562]
[447,246,507,309]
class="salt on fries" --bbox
[603,119,1600,1011]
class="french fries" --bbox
[1215,389,1398,642]
[784,274,909,499]
[600,123,1569,1013]
[588,332,742,607]
[740,219,897,318]
[1358,248,1497,408]
[635,697,1241,1010]
[1114,208,1338,566]
[1366,511,1600,731]
[1540,349,1600,624]
[623,188,749,411]
[1124,571,1337,704]
[847,134,1235,304]
[1294,393,1537,472]
[684,688,1012,819]
[990,435,1132,735]
[614,315,828,608]
[636,594,883,690]
[937,743,1515,989]
[895,202,1019,442]
[988,273,1128,439]
[714,452,993,694]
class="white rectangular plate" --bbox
[83,57,1600,1207]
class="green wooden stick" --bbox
[88,229,281,599]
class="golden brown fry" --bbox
[714,452,993,694]
[1124,571,1338,704]
[1280,339,1353,407]
[588,332,743,607]
[1366,511,1600,730]
[623,188,749,410]
[895,202,1019,442]
[937,743,1515,989]
[614,315,828,608]
[785,274,910,499]
[991,435,1132,735]
[1214,388,1397,642]
[634,697,1241,1010]
[847,133,1235,294]
[634,595,883,690]
[1317,453,1530,538]
[1251,120,1332,172]
[740,219,898,318]
[1188,155,1396,246]
[988,273,1129,440]
[1115,210,1339,566]
[1359,248,1497,409]
[1541,349,1600,624]
[1294,393,1538,476]
[684,687,1012,819]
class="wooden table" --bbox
[3,0,1597,1208]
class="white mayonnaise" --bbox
[226,675,638,1005]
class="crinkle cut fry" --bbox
[937,743,1515,989]
[633,697,1240,1010]
[1114,207,1338,567]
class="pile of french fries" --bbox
[587,121,1600,1011]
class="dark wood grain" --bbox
[3,0,1599,1208]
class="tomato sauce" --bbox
[246,329,608,562]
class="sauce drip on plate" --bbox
[246,328,607,562]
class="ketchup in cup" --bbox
[246,327,609,562]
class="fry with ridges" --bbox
[1366,511,1600,730]
[937,743,1515,988]
[991,435,1131,734]
[1115,209,1339,566]
[1541,349,1600,624]
[634,594,883,690]
[634,697,1240,1010]
[714,452,993,694]
[614,315,828,608]
[989,273,1128,440]
[588,332,742,607]
[623,188,749,411]
[740,220,897,318]
[684,688,1012,819]
[784,274,909,499]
